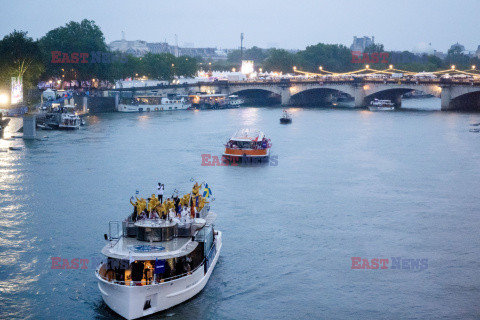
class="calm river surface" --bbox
[1,99,480,319]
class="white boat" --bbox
[228,95,244,107]
[96,190,221,319]
[59,112,81,130]
[368,99,395,111]
[118,96,191,112]
[279,110,292,124]
[45,105,81,130]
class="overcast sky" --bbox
[1,0,478,52]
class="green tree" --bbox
[445,47,470,69]
[264,49,297,73]
[0,30,44,90]
[174,56,198,78]
[142,53,175,80]
[296,43,352,72]
[39,19,108,81]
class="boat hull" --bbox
[280,118,292,124]
[368,106,395,111]
[97,232,222,320]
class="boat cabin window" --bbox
[99,243,206,286]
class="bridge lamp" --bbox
[451,65,455,70]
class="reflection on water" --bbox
[0,145,38,319]
[1,99,480,319]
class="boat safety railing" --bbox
[96,238,218,287]
[107,221,121,240]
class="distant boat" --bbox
[118,96,191,112]
[227,95,244,108]
[280,110,292,124]
[368,99,395,111]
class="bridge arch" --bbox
[290,87,354,105]
[364,84,441,99]
[448,90,480,111]
[229,88,282,104]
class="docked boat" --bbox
[223,128,271,163]
[96,184,221,319]
[227,95,244,108]
[118,96,191,112]
[45,105,81,130]
[280,110,292,124]
[368,99,395,111]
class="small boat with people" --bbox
[368,99,395,111]
[44,105,81,130]
[96,182,221,320]
[118,96,191,112]
[279,109,292,124]
[223,128,271,164]
[227,95,244,108]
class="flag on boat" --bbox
[154,259,165,274]
[203,184,212,198]
[135,190,139,195]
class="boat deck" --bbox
[102,235,198,261]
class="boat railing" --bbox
[96,240,217,287]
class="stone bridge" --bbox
[111,79,480,111]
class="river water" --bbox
[1,98,479,319]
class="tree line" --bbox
[217,43,480,74]
[0,19,200,93]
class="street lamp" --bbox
[232,68,236,72]
[293,66,297,71]
[259,68,263,73]
[451,65,455,70]
[472,65,476,70]
[319,66,323,71]
[366,65,370,69]
[389,65,393,69]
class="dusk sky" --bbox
[1,0,479,52]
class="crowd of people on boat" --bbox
[129,182,208,223]
[225,138,271,150]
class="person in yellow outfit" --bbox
[136,197,147,213]
[157,203,166,219]
[130,197,143,221]
[148,195,159,213]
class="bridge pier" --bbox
[441,86,453,111]
[354,86,366,108]
[281,88,291,105]
[393,95,402,107]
